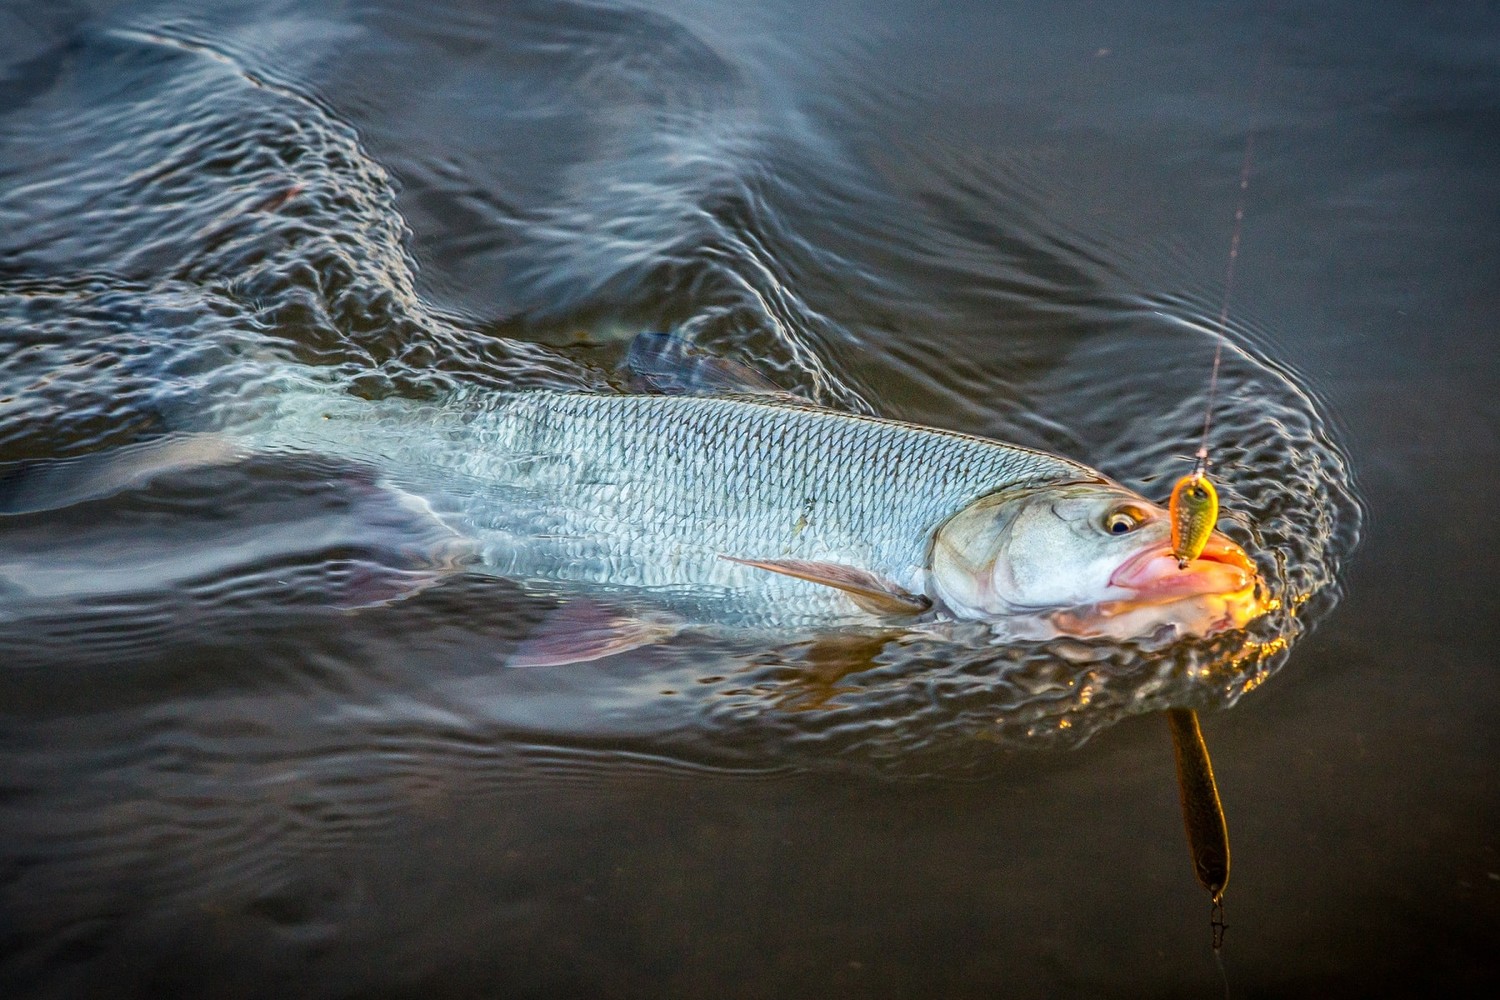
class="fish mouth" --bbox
[1044,533,1266,641]
[1108,532,1258,604]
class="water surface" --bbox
[1,1,1495,997]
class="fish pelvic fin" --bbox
[719,555,932,618]
[506,599,679,667]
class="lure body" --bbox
[1169,471,1219,568]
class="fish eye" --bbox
[1104,507,1143,535]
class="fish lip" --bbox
[1049,578,1265,642]
[1051,536,1267,640]
[1108,533,1258,600]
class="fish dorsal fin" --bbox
[624,330,789,397]
[720,555,932,618]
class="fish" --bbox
[211,348,1264,647]
[6,336,1264,651]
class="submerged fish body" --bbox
[227,369,1263,639]
[233,382,1080,621]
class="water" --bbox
[0,1,1493,996]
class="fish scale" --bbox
[235,377,1097,624]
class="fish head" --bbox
[929,482,1264,641]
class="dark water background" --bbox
[0,0,1495,996]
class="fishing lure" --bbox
[1169,465,1219,568]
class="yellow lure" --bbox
[1169,471,1219,568]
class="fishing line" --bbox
[1196,42,1269,474]
[1169,32,1269,568]
[1212,897,1228,937]
[1213,902,1232,1000]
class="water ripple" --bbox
[0,1,1361,797]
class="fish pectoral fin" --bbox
[719,555,932,617]
[506,599,679,667]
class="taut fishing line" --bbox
[1169,41,1269,568]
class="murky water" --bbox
[1,1,1494,997]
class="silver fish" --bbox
[227,368,1263,641]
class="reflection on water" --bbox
[0,0,1384,996]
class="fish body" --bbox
[465,393,1087,596]
[231,370,1262,637]
[236,381,1085,622]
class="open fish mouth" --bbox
[1108,533,1259,604]
[1045,534,1266,641]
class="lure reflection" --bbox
[1166,707,1230,904]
